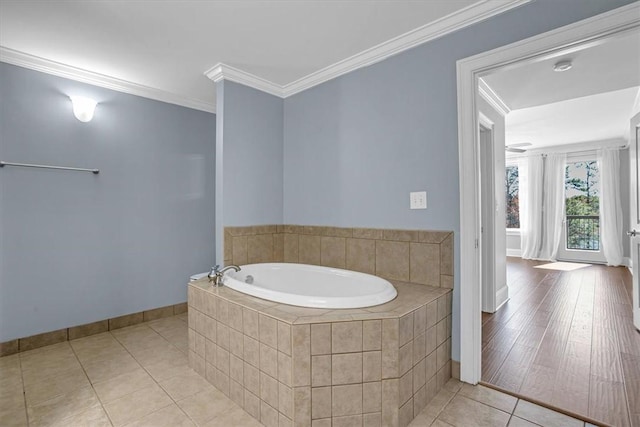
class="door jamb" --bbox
[456,3,640,384]
[478,115,496,313]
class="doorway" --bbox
[459,6,640,425]
[458,3,640,425]
[456,0,638,391]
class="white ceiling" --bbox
[0,0,523,111]
[482,29,640,150]
[482,29,640,110]
[505,86,639,149]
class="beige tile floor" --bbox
[1,314,596,427]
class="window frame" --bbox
[505,161,520,232]
[557,152,606,263]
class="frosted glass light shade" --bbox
[70,96,97,122]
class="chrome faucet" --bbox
[208,264,241,287]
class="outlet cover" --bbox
[410,191,427,209]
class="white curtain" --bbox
[538,153,566,261]
[598,148,624,266]
[520,154,566,260]
[520,155,543,259]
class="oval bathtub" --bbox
[222,263,397,309]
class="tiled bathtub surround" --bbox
[188,278,452,427]
[224,225,454,290]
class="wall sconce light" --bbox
[70,96,98,122]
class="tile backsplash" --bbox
[225,225,453,289]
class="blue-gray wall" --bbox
[0,63,216,341]
[282,0,635,361]
[218,80,284,230]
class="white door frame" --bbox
[630,112,640,330]
[456,3,640,384]
[479,119,497,313]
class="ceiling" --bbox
[0,0,524,112]
[505,86,639,149]
[481,29,640,151]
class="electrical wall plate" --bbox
[410,191,427,209]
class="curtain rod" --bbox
[560,144,628,156]
[507,144,628,159]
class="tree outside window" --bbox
[565,161,600,250]
[506,165,519,228]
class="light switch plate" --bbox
[410,191,427,209]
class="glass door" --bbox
[557,158,606,263]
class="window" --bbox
[506,165,520,228]
[565,160,600,250]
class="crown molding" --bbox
[478,78,511,116]
[281,0,531,97]
[205,63,284,98]
[0,47,216,113]
[2,0,531,107]
[208,0,531,98]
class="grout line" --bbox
[93,318,189,424]
[14,315,227,427]
[17,349,30,426]
[108,318,195,425]
[2,304,187,357]
[67,338,115,426]
[146,329,202,425]
[429,384,458,424]
[480,380,604,425]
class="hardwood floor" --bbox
[482,257,640,427]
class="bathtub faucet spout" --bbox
[208,264,241,287]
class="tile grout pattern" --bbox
[482,258,639,427]
[0,303,187,357]
[0,313,262,427]
[224,225,454,290]
[189,281,452,427]
[1,312,599,427]
[408,378,596,427]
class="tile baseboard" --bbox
[0,302,187,357]
[451,360,460,379]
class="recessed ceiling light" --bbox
[553,60,573,72]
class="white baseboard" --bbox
[506,248,522,257]
[495,296,510,312]
[495,286,509,311]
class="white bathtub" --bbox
[222,263,397,309]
